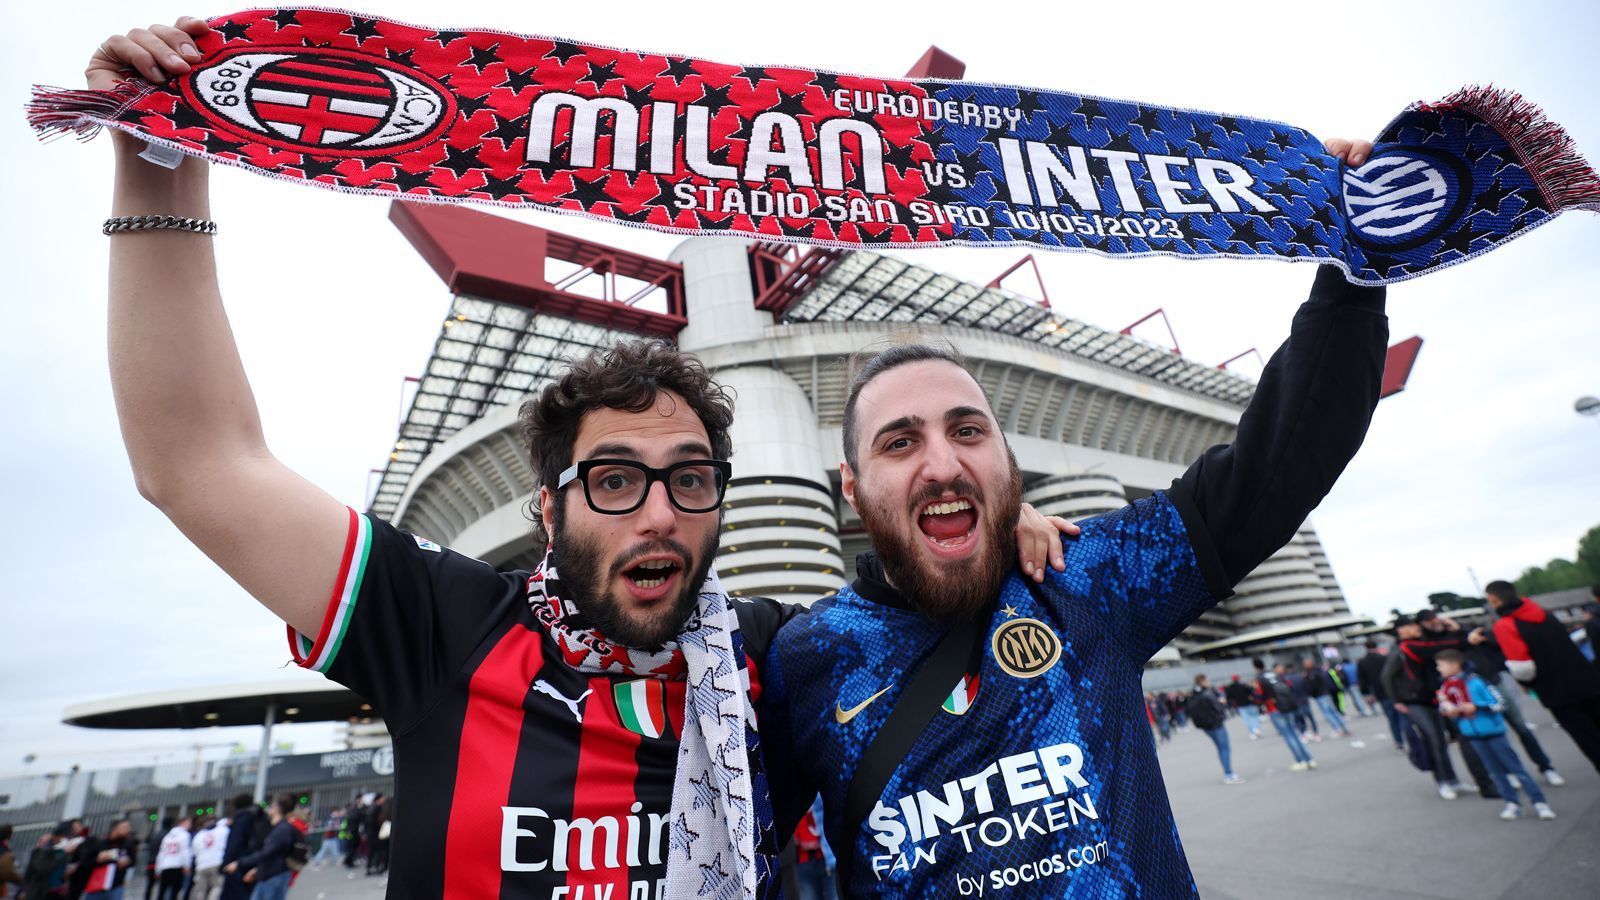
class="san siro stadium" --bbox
[371,198,1375,663]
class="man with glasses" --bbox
[89,26,1078,899]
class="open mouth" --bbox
[917,498,978,551]
[621,557,683,598]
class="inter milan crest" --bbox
[180,45,454,156]
[1342,146,1472,253]
[992,618,1061,679]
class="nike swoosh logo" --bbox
[835,687,891,724]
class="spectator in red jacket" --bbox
[1482,581,1600,773]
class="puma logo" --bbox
[531,678,592,722]
[835,687,891,724]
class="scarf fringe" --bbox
[1422,84,1600,213]
[25,79,153,141]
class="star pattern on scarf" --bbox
[669,819,702,867]
[691,665,735,722]
[213,20,251,43]
[697,853,738,900]
[340,17,382,46]
[464,43,501,75]
[580,60,621,91]
[689,771,720,810]
[543,40,585,64]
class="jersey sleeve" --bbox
[286,508,522,733]
[1064,491,1229,663]
[1170,264,1387,589]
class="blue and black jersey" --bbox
[763,266,1387,897]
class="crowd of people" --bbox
[0,790,397,900]
[1149,582,1600,824]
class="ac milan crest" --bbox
[180,45,454,157]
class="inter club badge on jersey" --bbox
[28,8,1598,284]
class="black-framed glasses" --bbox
[557,458,732,515]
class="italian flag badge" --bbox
[942,673,980,716]
[615,679,671,739]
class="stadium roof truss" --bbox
[778,250,1257,406]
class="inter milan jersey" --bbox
[765,494,1225,898]
[763,265,1389,898]
[289,510,797,899]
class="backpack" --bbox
[1259,675,1298,712]
[1185,691,1225,731]
[285,827,309,873]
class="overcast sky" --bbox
[4,0,1597,778]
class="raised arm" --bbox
[1169,262,1387,589]
[96,18,348,637]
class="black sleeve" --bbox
[1380,651,1405,701]
[1170,265,1387,589]
[235,826,289,872]
[736,596,817,846]
[287,509,523,735]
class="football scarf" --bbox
[28,8,1598,284]
[529,548,778,900]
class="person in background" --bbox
[74,820,137,900]
[1436,649,1556,821]
[364,796,389,878]
[0,825,21,898]
[1255,658,1316,771]
[307,810,341,870]
[222,795,296,900]
[1337,656,1372,717]
[1483,580,1600,773]
[1359,639,1406,751]
[790,803,831,900]
[151,817,190,900]
[22,823,71,900]
[1582,595,1600,664]
[189,816,227,900]
[1286,663,1319,742]
[1464,621,1564,787]
[218,795,260,900]
[1187,674,1245,784]
[140,818,170,900]
[339,800,364,872]
[1303,656,1354,740]
[1224,674,1262,739]
[1149,692,1173,744]
[1384,613,1494,799]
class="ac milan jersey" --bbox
[289,509,800,899]
[764,493,1226,898]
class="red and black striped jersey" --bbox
[288,509,803,899]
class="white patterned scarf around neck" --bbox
[527,547,779,900]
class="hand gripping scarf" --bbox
[27,7,1597,284]
[528,549,778,900]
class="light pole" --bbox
[1578,396,1600,431]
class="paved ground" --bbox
[283,708,1599,899]
[1170,708,1599,899]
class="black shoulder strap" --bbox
[836,607,988,889]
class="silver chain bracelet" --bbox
[103,215,217,236]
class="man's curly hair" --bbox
[519,340,734,539]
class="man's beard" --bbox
[856,455,1023,622]
[553,508,717,649]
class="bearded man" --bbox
[764,248,1389,896]
[89,24,1079,900]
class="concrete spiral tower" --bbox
[673,237,847,604]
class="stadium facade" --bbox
[370,200,1371,659]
